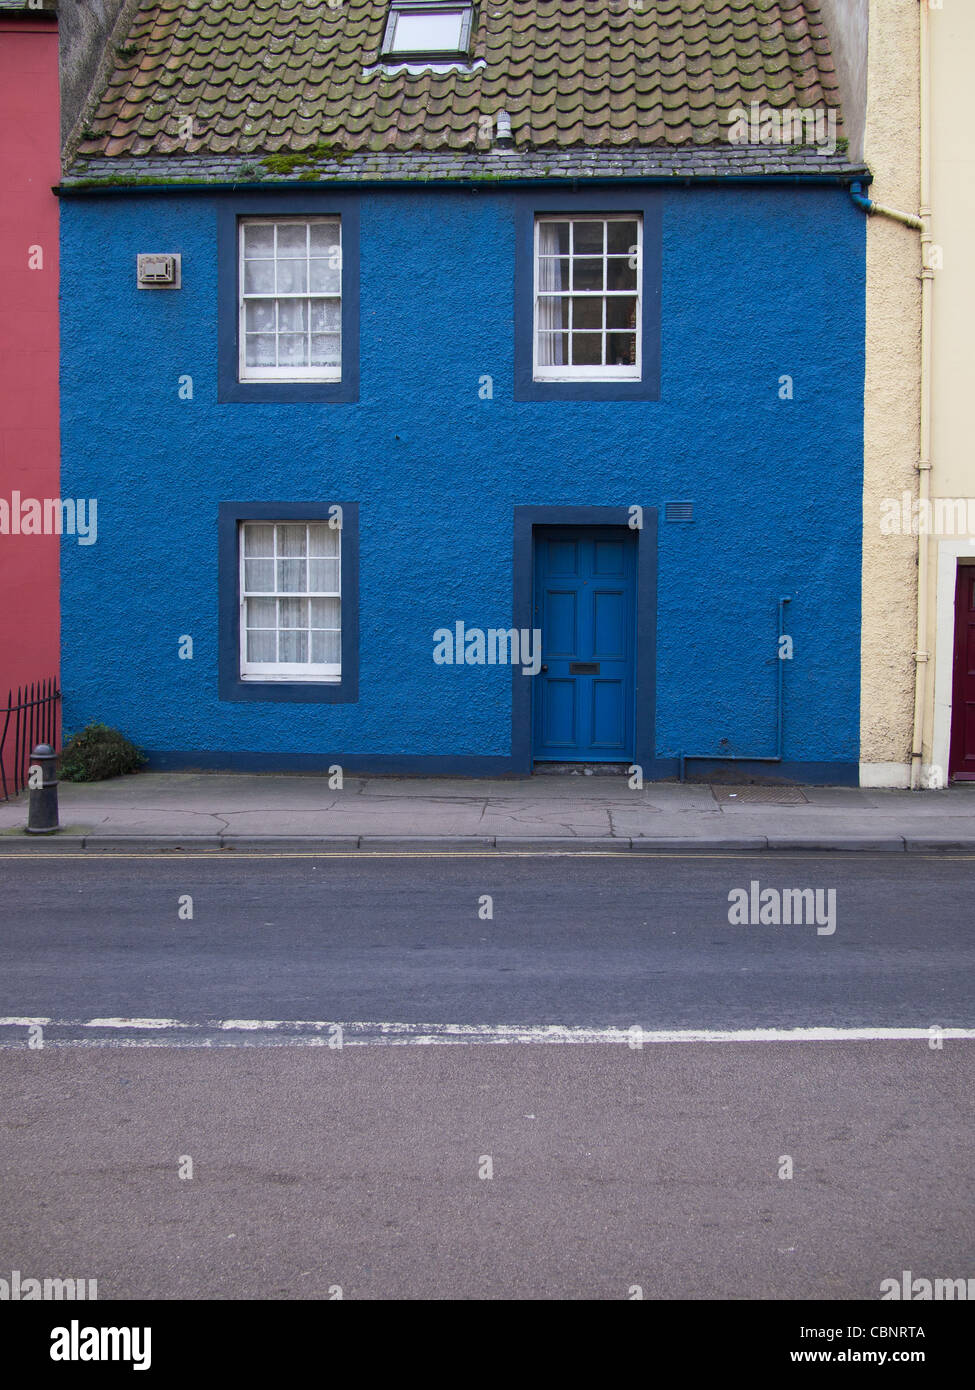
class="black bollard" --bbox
[25,744,59,835]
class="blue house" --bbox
[58,0,867,781]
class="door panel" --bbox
[592,679,624,748]
[532,526,636,761]
[949,565,975,781]
[545,590,578,654]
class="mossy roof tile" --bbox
[71,0,847,167]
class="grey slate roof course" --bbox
[62,145,867,187]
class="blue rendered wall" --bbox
[58,183,864,777]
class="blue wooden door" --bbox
[532,527,636,761]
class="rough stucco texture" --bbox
[59,186,865,766]
[859,0,920,774]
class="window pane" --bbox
[277,300,306,333]
[277,259,307,294]
[538,221,570,256]
[309,557,340,592]
[572,296,602,330]
[247,630,276,663]
[310,335,341,367]
[310,223,340,254]
[536,331,567,366]
[244,558,274,591]
[573,221,604,254]
[607,220,639,254]
[537,257,568,293]
[277,559,305,592]
[606,258,637,291]
[243,524,274,557]
[279,524,307,556]
[537,295,569,332]
[277,335,307,367]
[310,597,341,629]
[308,524,339,557]
[607,332,636,366]
[309,260,341,294]
[244,223,274,255]
[279,597,307,628]
[570,333,603,366]
[246,597,276,627]
[310,298,341,332]
[393,10,465,50]
[606,296,638,330]
[245,334,276,367]
[311,629,342,664]
[279,629,308,663]
[244,259,275,294]
[245,301,275,333]
[276,223,307,257]
[573,258,603,291]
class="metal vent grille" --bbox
[665,501,694,523]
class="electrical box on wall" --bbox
[136,253,181,289]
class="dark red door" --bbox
[949,565,975,781]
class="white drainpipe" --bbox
[912,0,934,789]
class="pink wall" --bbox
[0,15,60,759]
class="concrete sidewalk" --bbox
[2,771,975,852]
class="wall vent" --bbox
[137,253,181,289]
[665,501,694,523]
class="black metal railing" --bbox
[0,678,61,802]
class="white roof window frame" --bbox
[380,1,475,63]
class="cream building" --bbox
[838,0,974,787]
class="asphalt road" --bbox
[0,852,972,1030]
[0,852,972,1301]
[0,1043,971,1300]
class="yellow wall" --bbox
[860,0,921,787]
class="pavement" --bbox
[2,770,975,852]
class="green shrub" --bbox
[58,724,147,782]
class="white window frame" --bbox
[239,521,341,683]
[238,217,342,383]
[381,1,474,58]
[532,214,643,383]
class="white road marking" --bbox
[0,1019,973,1046]
[84,1018,192,1029]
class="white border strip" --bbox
[1,1019,973,1045]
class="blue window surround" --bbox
[513,189,662,403]
[218,501,359,703]
[510,505,657,773]
[216,194,360,403]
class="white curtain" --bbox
[537,224,565,366]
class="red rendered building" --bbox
[0,0,60,790]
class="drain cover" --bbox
[711,784,808,805]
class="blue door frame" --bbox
[532,526,637,761]
[511,506,657,774]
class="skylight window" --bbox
[381,1,474,61]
